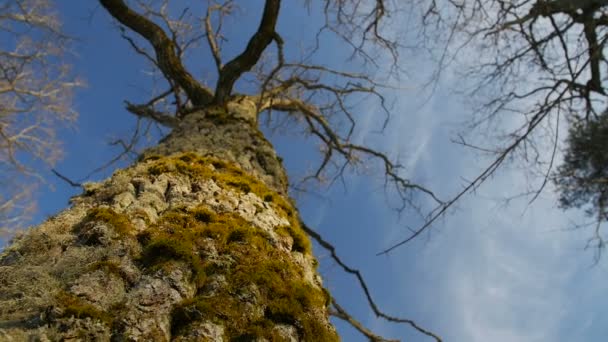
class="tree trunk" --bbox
[0,101,338,341]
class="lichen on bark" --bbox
[0,105,337,341]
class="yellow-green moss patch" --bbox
[145,152,263,200]
[171,257,337,341]
[137,207,276,288]
[55,291,112,325]
[88,260,124,279]
[130,208,152,225]
[129,205,334,339]
[276,225,311,253]
[144,152,312,254]
[136,154,333,339]
[140,236,206,287]
[82,207,134,236]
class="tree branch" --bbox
[330,299,398,342]
[214,0,280,103]
[300,220,442,342]
[264,97,442,206]
[99,0,214,106]
[205,2,230,71]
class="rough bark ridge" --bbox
[0,104,337,341]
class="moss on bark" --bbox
[0,149,336,341]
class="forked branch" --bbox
[214,0,280,102]
[301,220,442,342]
[99,0,214,106]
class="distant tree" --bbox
[0,1,442,341]
[554,112,608,253]
[0,0,80,236]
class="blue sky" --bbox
[7,1,608,341]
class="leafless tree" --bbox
[0,0,81,236]
[94,0,443,340]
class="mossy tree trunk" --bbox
[0,101,338,341]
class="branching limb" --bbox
[214,0,280,103]
[99,0,214,106]
[320,0,399,66]
[204,1,234,71]
[300,220,442,342]
[330,299,399,342]
[407,0,608,254]
[125,102,178,128]
[252,47,443,218]
[380,77,572,254]
[51,168,82,188]
[82,117,153,181]
[124,88,180,128]
[263,97,442,207]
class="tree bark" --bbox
[0,101,337,341]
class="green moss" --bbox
[178,154,195,163]
[145,153,273,205]
[171,298,222,336]
[131,208,152,225]
[211,160,226,169]
[131,205,335,340]
[141,154,162,161]
[232,324,285,342]
[137,207,275,289]
[144,153,313,255]
[192,207,215,223]
[134,153,333,339]
[140,237,206,287]
[148,161,173,176]
[141,238,195,265]
[171,256,337,341]
[276,225,311,253]
[227,229,247,244]
[321,287,332,307]
[227,181,251,194]
[156,211,198,230]
[89,260,123,278]
[82,207,133,236]
[55,291,112,325]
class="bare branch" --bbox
[301,220,442,342]
[125,101,178,128]
[402,0,608,254]
[262,97,442,207]
[320,0,399,66]
[330,299,399,342]
[214,0,280,102]
[99,0,213,106]
[204,1,233,71]
[80,116,152,181]
[51,168,82,188]
[380,79,570,254]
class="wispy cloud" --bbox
[395,127,603,341]
[367,62,608,340]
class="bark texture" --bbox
[0,104,337,341]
